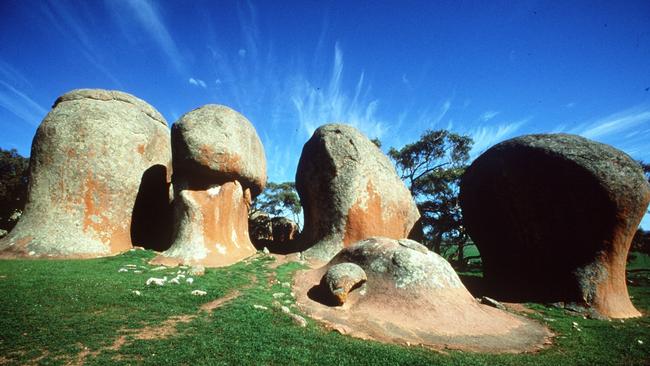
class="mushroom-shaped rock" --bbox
[152,105,266,267]
[294,237,551,353]
[322,262,367,305]
[171,104,266,196]
[295,124,420,261]
[0,89,172,257]
[459,133,650,319]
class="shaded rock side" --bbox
[459,133,650,318]
[171,104,267,197]
[152,181,256,267]
[295,124,420,261]
[0,89,171,257]
[294,237,551,353]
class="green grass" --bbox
[0,250,649,365]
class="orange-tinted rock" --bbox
[152,181,255,267]
[0,89,171,258]
[294,237,551,352]
[460,133,650,318]
[154,105,265,267]
[295,124,420,260]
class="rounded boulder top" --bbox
[171,104,267,196]
[295,124,420,260]
[53,89,168,127]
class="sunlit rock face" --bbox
[460,133,650,319]
[295,124,420,261]
[153,105,266,267]
[0,89,172,258]
[293,237,552,353]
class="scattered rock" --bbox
[151,266,167,271]
[272,292,285,299]
[152,105,265,267]
[295,124,420,260]
[263,247,270,255]
[146,277,166,286]
[480,296,506,310]
[169,277,180,285]
[186,277,194,285]
[322,262,367,305]
[132,290,141,296]
[253,305,268,310]
[191,290,207,296]
[0,230,7,239]
[289,313,307,327]
[460,133,649,319]
[0,89,172,257]
[118,268,128,273]
[189,265,205,276]
[281,306,291,314]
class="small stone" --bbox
[146,277,166,286]
[186,277,194,284]
[125,264,137,268]
[281,282,291,288]
[253,305,268,310]
[151,266,167,271]
[169,278,180,285]
[638,340,644,345]
[189,265,205,276]
[191,290,207,296]
[118,268,128,273]
[273,292,285,299]
[133,270,142,274]
[132,290,141,296]
[281,306,291,314]
[28,251,36,256]
[263,247,270,255]
[0,229,7,239]
[480,296,506,310]
[289,313,307,327]
[322,262,367,305]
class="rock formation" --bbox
[295,124,420,260]
[294,237,551,352]
[0,89,172,257]
[152,104,265,267]
[460,133,650,318]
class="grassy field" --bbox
[0,250,649,365]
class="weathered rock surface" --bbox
[248,214,300,253]
[322,262,367,305]
[295,124,420,260]
[153,105,265,267]
[460,133,650,319]
[294,237,551,352]
[271,217,299,243]
[171,104,266,196]
[0,89,172,257]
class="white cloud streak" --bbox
[0,81,47,126]
[40,2,123,87]
[573,108,650,140]
[117,0,186,75]
[291,43,386,140]
[479,110,500,122]
[188,78,207,88]
[468,118,530,158]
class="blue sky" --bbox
[1,0,649,228]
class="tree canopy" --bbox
[0,148,29,231]
[250,181,302,224]
[388,130,473,265]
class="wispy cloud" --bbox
[479,110,500,122]
[290,43,386,140]
[572,108,650,140]
[112,0,186,75]
[40,2,123,87]
[188,78,207,88]
[468,118,530,158]
[0,81,47,126]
